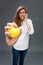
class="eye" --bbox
[23,11,25,13]
[19,10,26,14]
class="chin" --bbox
[21,18,25,21]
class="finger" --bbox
[7,22,12,26]
[25,14,28,18]
[12,22,18,27]
[5,32,10,35]
[7,22,18,27]
[26,14,28,16]
[4,26,10,31]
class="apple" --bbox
[7,26,21,38]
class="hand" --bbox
[4,26,10,36]
[25,14,28,21]
[4,25,18,46]
[4,22,18,36]
[7,22,18,27]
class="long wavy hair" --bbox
[13,6,27,27]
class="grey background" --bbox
[0,0,43,52]
[0,0,43,65]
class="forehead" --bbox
[19,9,25,12]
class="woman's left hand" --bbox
[24,14,28,22]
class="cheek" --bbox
[19,14,21,17]
[19,13,26,19]
[20,14,25,17]
[19,14,21,18]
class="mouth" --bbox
[21,16,25,18]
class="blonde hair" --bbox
[13,6,27,27]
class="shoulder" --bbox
[27,19,32,22]
[27,19,32,24]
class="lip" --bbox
[21,16,25,18]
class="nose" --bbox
[21,13,25,16]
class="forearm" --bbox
[25,20,31,31]
[25,19,34,35]
[5,35,17,46]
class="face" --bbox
[19,9,26,21]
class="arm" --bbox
[25,20,31,31]
[24,14,34,35]
[4,22,18,46]
[5,34,18,46]
[4,23,22,46]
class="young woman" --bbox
[4,6,34,65]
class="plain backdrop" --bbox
[0,0,43,52]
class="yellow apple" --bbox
[7,26,21,38]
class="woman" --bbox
[4,6,34,65]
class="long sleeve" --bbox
[27,19,34,35]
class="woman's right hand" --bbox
[7,22,18,27]
[4,22,18,46]
[4,22,18,35]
